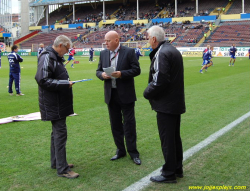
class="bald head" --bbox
[105,31,119,39]
[105,31,120,51]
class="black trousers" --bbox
[107,88,139,158]
[157,112,183,178]
[51,118,70,174]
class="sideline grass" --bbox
[0,56,249,191]
[143,118,250,191]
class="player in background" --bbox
[89,46,94,63]
[200,46,213,73]
[8,45,24,96]
[64,45,76,68]
[248,48,250,59]
[229,44,237,66]
[37,43,45,58]
[0,48,2,69]
[135,45,143,60]
[201,45,210,66]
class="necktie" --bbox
[110,51,117,88]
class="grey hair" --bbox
[53,35,72,48]
[147,26,165,42]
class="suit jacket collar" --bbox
[116,45,125,70]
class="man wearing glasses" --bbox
[35,35,79,179]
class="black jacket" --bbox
[96,45,140,104]
[143,41,186,114]
[35,46,73,121]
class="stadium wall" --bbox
[240,13,250,19]
[1,47,249,57]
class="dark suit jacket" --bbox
[143,41,186,115]
[96,45,141,104]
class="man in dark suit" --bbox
[96,31,141,165]
[144,26,186,183]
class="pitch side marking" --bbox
[122,111,250,191]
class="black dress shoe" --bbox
[150,175,177,183]
[110,154,126,161]
[133,157,141,165]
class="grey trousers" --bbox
[51,117,71,174]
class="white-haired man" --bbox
[35,35,79,179]
[143,26,186,183]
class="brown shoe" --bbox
[57,171,79,179]
[51,164,74,169]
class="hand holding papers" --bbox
[103,67,115,77]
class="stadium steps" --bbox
[223,0,235,14]
[110,6,121,19]
[155,8,168,19]
[195,29,211,47]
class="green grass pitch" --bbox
[0,55,249,191]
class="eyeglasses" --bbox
[64,45,70,52]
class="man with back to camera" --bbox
[8,45,24,96]
[37,43,45,58]
[229,44,237,66]
[96,31,141,165]
[35,35,79,179]
[143,26,186,183]
[135,45,143,60]
[89,46,94,63]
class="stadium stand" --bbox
[66,3,118,24]
[166,23,209,47]
[19,29,89,49]
[227,0,250,14]
[13,0,250,50]
[38,6,72,26]
[202,21,250,47]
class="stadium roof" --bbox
[29,0,113,7]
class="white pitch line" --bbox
[122,111,250,191]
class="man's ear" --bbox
[153,36,157,43]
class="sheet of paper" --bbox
[103,67,115,77]
[72,79,92,83]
